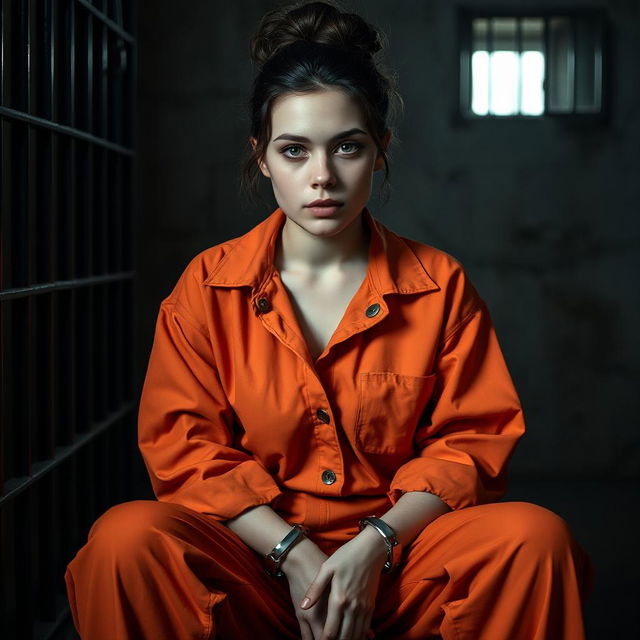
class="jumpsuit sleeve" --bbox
[137,299,284,521]
[386,298,526,511]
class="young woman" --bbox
[64,2,594,639]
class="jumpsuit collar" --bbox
[203,206,440,298]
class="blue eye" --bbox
[280,141,363,159]
[282,145,305,158]
[338,142,362,153]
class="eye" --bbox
[281,145,306,159]
[337,141,362,154]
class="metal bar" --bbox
[593,19,603,112]
[1,499,17,633]
[34,130,51,281]
[59,453,79,601]
[36,0,53,121]
[13,300,30,483]
[487,17,493,114]
[0,299,11,495]
[54,288,75,447]
[48,0,56,122]
[113,154,124,272]
[27,297,36,478]
[87,7,94,136]
[122,150,133,271]
[57,136,72,280]
[76,286,93,433]
[100,22,108,138]
[0,105,134,155]
[14,485,34,638]
[0,271,134,300]
[69,0,77,128]
[0,121,12,291]
[78,441,96,537]
[28,0,38,117]
[12,125,28,288]
[123,279,133,400]
[544,16,549,113]
[75,0,134,43]
[1,0,13,292]
[110,33,125,144]
[0,402,135,505]
[116,283,123,409]
[40,293,56,460]
[92,18,101,137]
[15,0,28,112]
[36,474,57,622]
[1,0,13,107]
[459,12,471,116]
[95,422,109,514]
[77,143,93,277]
[516,18,522,114]
[95,147,108,276]
[125,41,136,148]
[50,133,59,285]
[106,283,116,412]
[571,17,577,113]
[51,290,63,452]
[55,0,71,127]
[93,282,107,422]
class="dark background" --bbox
[138,0,640,637]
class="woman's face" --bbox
[252,88,390,238]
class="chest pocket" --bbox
[354,372,437,455]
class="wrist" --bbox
[279,536,325,573]
[358,515,403,573]
[263,523,310,578]
[356,523,388,563]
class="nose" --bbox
[310,152,336,188]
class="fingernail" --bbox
[300,597,310,609]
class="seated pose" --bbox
[64,2,594,639]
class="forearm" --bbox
[222,504,324,570]
[357,491,451,551]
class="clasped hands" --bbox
[282,528,387,640]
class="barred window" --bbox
[458,9,608,118]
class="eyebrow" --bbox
[272,128,369,143]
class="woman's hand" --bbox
[299,529,387,640]
[280,538,331,640]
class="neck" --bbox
[275,211,370,274]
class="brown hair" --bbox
[240,0,404,207]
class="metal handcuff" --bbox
[264,516,402,578]
[263,523,310,578]
[358,515,402,573]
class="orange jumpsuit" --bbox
[65,206,594,639]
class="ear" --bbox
[373,129,392,172]
[250,136,272,178]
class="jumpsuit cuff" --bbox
[157,460,285,522]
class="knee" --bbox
[85,500,177,560]
[496,501,574,559]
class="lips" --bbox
[305,199,344,207]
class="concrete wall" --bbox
[136,0,640,481]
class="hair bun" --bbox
[249,1,383,67]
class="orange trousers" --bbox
[64,495,594,640]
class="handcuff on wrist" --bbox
[358,515,402,573]
[263,523,310,578]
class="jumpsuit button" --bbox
[365,303,380,317]
[316,408,331,423]
[256,297,271,313]
[321,469,336,485]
